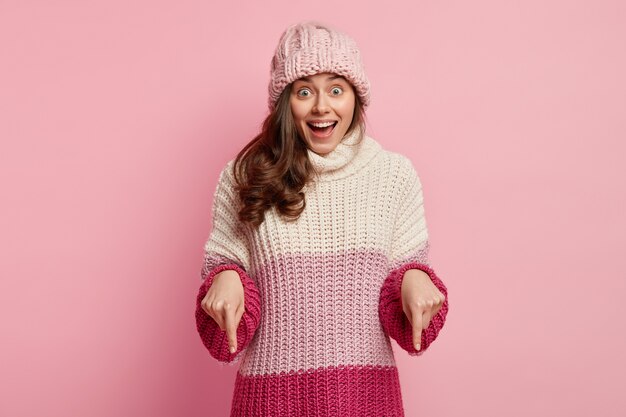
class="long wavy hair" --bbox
[233,82,366,228]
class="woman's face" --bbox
[290,72,356,156]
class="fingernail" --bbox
[415,344,421,351]
[230,346,236,353]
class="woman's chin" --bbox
[308,141,339,156]
[305,133,342,155]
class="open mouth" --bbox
[307,121,337,137]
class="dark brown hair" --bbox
[233,82,366,228]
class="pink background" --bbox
[1,1,624,416]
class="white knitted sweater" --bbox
[195,127,449,416]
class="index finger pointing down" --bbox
[223,302,237,353]
[412,308,423,351]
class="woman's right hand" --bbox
[201,269,245,353]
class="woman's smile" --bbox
[306,119,338,138]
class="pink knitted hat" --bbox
[268,21,371,110]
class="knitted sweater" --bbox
[195,128,449,417]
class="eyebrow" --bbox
[298,75,345,83]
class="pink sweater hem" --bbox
[230,364,405,417]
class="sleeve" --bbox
[378,157,449,356]
[195,161,262,363]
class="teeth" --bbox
[309,121,335,128]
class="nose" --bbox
[312,93,330,114]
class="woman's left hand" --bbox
[401,269,446,351]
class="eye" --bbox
[331,87,343,95]
[297,88,311,97]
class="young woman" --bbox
[195,21,449,416]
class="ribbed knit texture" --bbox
[268,21,371,110]
[196,263,262,361]
[195,129,449,416]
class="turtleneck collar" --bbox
[306,126,382,182]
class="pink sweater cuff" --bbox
[195,263,262,363]
[378,262,449,356]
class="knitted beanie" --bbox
[268,21,371,111]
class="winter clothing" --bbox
[195,127,449,416]
[268,21,371,110]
